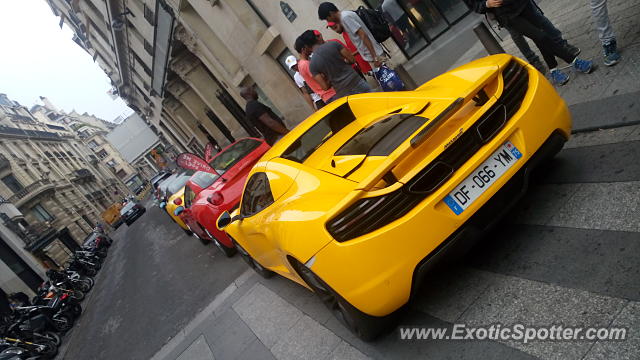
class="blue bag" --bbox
[373,65,405,92]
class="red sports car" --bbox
[178,138,270,256]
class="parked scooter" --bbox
[0,337,57,359]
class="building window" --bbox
[144,39,154,56]
[88,140,98,149]
[31,204,54,222]
[116,169,127,179]
[276,49,296,81]
[365,0,470,59]
[245,0,270,27]
[144,4,155,25]
[1,174,23,193]
[97,149,108,159]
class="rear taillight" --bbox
[60,293,68,300]
[207,192,224,206]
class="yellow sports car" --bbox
[166,186,189,231]
[218,55,571,340]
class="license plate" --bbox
[444,141,522,215]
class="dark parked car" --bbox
[120,201,146,226]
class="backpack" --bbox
[354,6,391,43]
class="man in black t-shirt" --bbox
[240,85,289,146]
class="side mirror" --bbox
[218,211,242,230]
[217,211,232,229]
[174,206,185,216]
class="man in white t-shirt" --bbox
[318,2,385,69]
[285,55,323,110]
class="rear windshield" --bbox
[120,203,136,214]
[336,114,429,156]
[190,139,263,189]
[158,175,178,192]
[167,173,192,195]
[281,102,355,163]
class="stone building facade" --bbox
[45,0,477,158]
[0,93,126,268]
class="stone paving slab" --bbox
[176,335,215,360]
[458,271,629,360]
[583,301,640,360]
[548,181,640,233]
[232,283,304,349]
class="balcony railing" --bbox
[0,213,56,247]
[72,168,95,182]
[0,125,73,140]
[7,179,54,204]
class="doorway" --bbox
[0,237,43,291]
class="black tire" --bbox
[38,340,58,359]
[204,229,237,257]
[53,314,73,333]
[81,276,94,287]
[72,290,85,301]
[70,303,82,318]
[41,331,62,347]
[74,281,91,293]
[84,268,97,277]
[234,241,273,278]
[291,260,392,341]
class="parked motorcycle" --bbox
[0,337,57,359]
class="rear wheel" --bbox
[38,340,58,359]
[53,314,73,333]
[41,331,61,347]
[291,260,392,341]
[205,229,237,257]
[74,281,91,292]
[70,303,82,318]
[84,268,97,277]
[72,290,85,301]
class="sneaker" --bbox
[603,40,621,66]
[550,69,569,86]
[572,58,593,74]
[565,44,581,58]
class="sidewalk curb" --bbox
[150,268,254,360]
[572,120,640,134]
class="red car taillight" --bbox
[60,293,69,300]
[207,192,224,206]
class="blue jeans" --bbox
[507,2,567,64]
[504,1,575,68]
